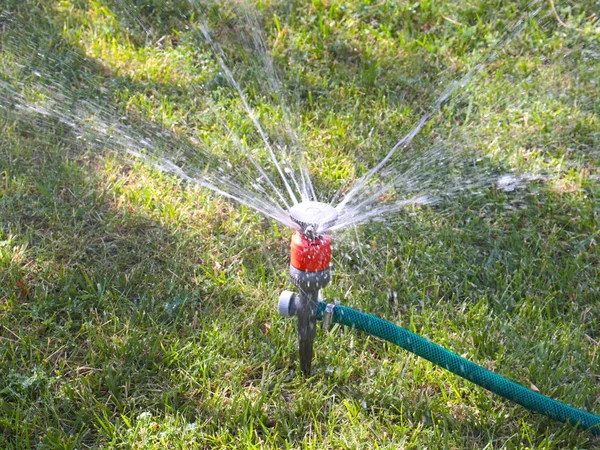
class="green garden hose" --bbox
[316,302,600,434]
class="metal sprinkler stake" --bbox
[278,202,338,375]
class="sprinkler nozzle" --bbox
[289,201,338,236]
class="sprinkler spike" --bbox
[299,337,315,375]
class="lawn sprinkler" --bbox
[275,205,600,434]
[278,201,337,375]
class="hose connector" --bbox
[322,302,336,331]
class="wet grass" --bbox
[1,0,599,448]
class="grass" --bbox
[1,0,599,448]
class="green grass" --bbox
[1,0,599,448]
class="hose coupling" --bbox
[322,301,338,331]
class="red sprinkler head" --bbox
[290,232,332,272]
[287,201,338,285]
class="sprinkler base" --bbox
[289,266,330,291]
[279,266,330,376]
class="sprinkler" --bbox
[278,201,337,375]
[275,206,600,434]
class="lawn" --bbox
[1,0,599,448]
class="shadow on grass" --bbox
[1,105,296,446]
